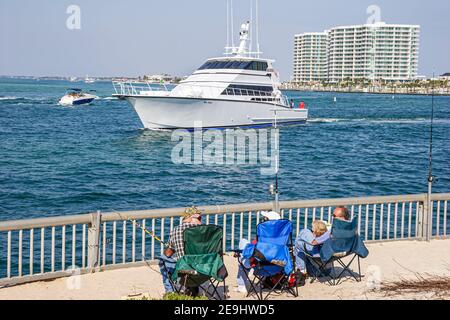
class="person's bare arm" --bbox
[165,235,175,258]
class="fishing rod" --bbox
[269,75,280,213]
[133,219,167,245]
[116,212,167,245]
[426,74,436,241]
[273,106,280,213]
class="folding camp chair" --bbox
[303,217,369,286]
[237,220,298,300]
[170,225,228,300]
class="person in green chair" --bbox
[158,207,202,294]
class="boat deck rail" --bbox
[112,81,292,107]
[112,81,171,96]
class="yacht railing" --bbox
[112,81,170,96]
[112,81,293,108]
[0,193,449,287]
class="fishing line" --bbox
[428,74,436,185]
[109,211,168,276]
[114,211,168,246]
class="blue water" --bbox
[0,78,449,222]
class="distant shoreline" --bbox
[2,76,450,96]
[282,88,450,97]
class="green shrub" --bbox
[126,292,209,300]
[162,292,209,301]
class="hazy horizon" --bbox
[1,0,449,80]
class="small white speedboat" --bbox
[59,89,98,106]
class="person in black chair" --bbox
[294,207,350,281]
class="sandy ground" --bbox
[0,239,449,300]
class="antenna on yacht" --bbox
[256,0,261,58]
[249,0,253,54]
[249,0,255,55]
[426,73,436,241]
[225,0,236,55]
[231,0,235,49]
[226,0,230,54]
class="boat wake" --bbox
[309,118,442,125]
[308,118,345,123]
[0,96,19,101]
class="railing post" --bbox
[88,211,101,272]
[417,201,424,240]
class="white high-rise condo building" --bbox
[293,32,328,82]
[293,22,420,83]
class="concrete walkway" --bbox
[0,239,449,300]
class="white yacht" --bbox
[113,21,308,130]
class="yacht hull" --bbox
[120,96,308,130]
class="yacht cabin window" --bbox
[198,60,268,71]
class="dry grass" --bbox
[380,271,450,300]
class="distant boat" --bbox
[69,77,78,82]
[59,88,98,106]
[85,75,95,84]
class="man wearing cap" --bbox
[235,211,281,294]
[158,207,202,294]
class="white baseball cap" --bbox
[260,211,281,221]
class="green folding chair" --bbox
[172,225,228,300]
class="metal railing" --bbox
[0,193,448,287]
[112,81,171,96]
[112,81,292,107]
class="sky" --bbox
[1,0,449,80]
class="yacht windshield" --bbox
[198,60,268,71]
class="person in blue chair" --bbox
[158,207,202,294]
[294,207,351,279]
[234,211,281,294]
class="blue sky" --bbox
[1,0,449,80]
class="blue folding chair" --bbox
[237,220,298,300]
[304,217,369,286]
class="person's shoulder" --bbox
[175,222,196,232]
[171,224,184,234]
[184,223,201,230]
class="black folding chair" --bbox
[303,217,368,286]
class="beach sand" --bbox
[0,239,449,300]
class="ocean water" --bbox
[0,78,449,222]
